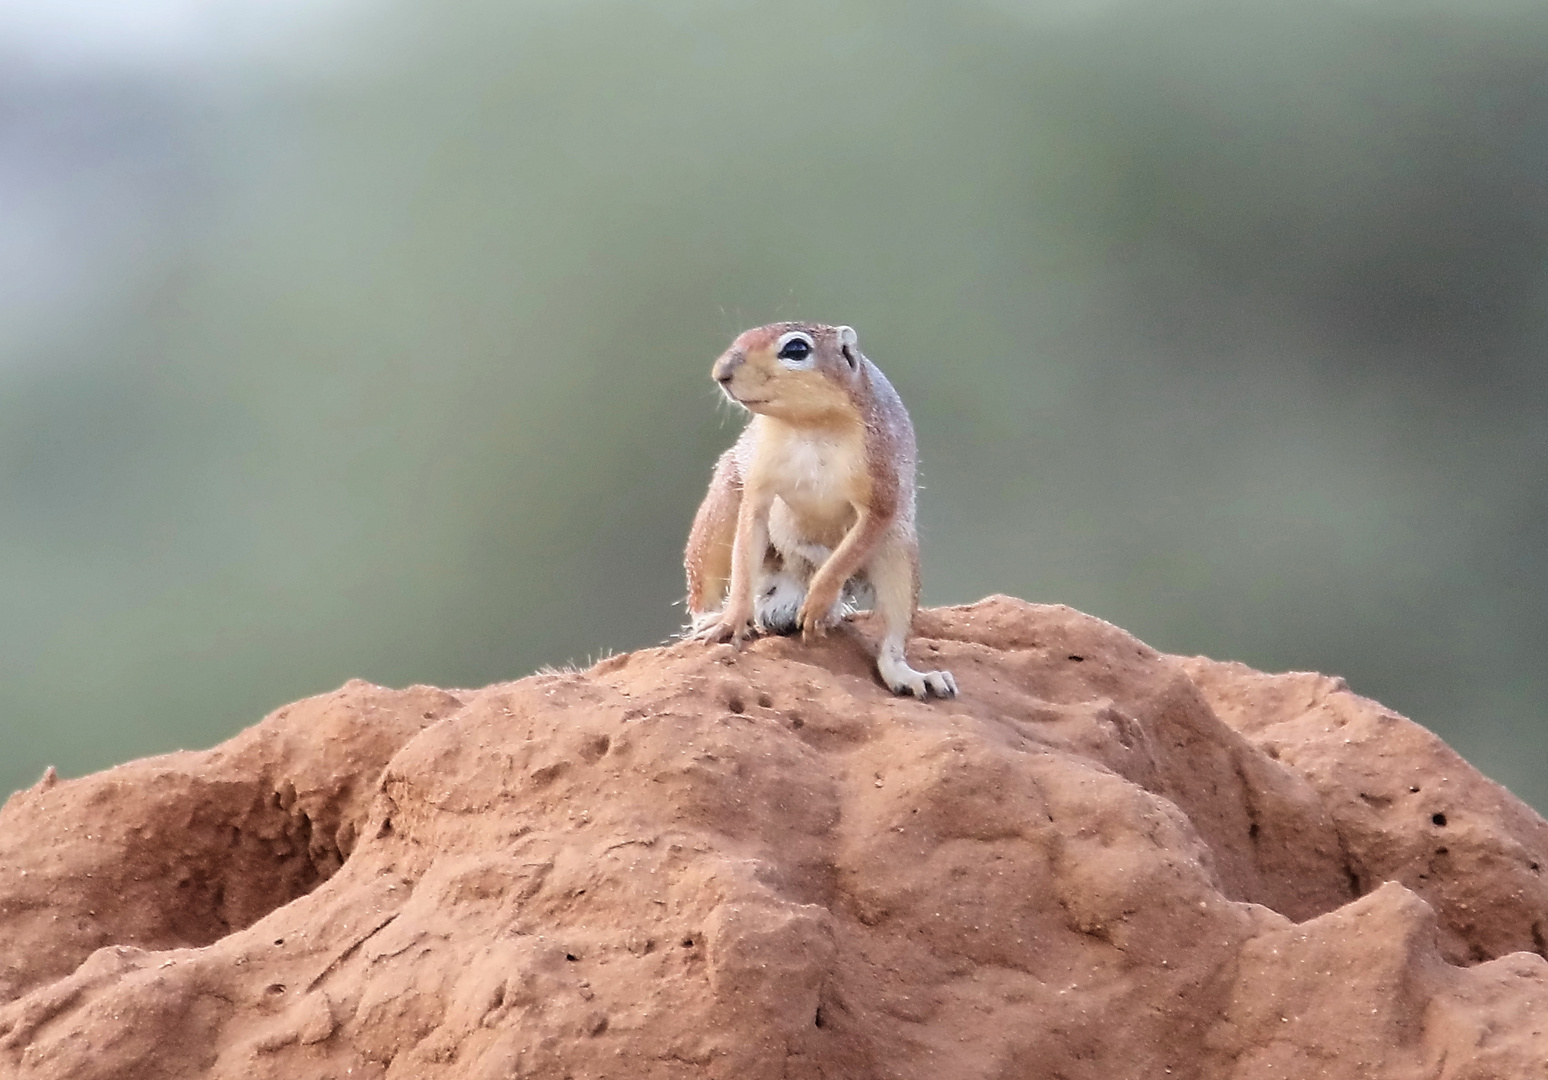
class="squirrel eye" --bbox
[777,338,812,362]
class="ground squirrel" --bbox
[685,322,957,699]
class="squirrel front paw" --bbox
[796,580,844,642]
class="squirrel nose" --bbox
[712,351,744,385]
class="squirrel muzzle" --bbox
[712,349,744,387]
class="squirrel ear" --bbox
[837,325,859,369]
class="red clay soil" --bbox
[2,596,1546,1079]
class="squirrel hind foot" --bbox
[684,609,750,643]
[684,610,720,637]
[877,650,958,699]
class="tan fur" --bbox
[684,449,739,614]
[685,322,956,699]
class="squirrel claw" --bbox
[796,605,830,643]
[796,590,838,642]
[693,616,753,648]
[878,654,958,699]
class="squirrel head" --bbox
[712,322,864,424]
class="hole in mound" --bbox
[579,734,611,762]
[1432,812,1448,827]
[1344,863,1363,898]
[42,773,380,963]
[0,685,470,1003]
[134,780,367,950]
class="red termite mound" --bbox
[2,596,1547,1079]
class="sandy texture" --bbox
[1,596,1545,1078]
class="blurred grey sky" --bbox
[2,0,1546,807]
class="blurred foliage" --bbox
[2,0,1546,806]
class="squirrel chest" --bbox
[749,420,870,538]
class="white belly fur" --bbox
[761,429,863,550]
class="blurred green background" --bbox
[2,0,1545,807]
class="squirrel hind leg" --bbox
[867,542,957,699]
[684,450,742,620]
